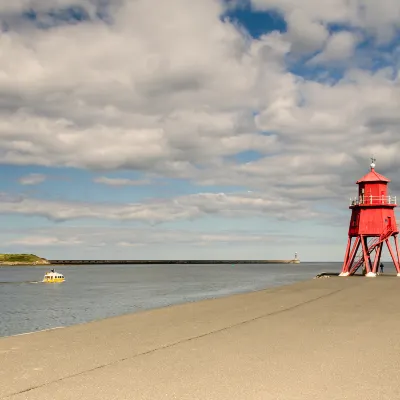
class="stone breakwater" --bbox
[49,259,301,265]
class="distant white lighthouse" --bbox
[293,252,300,264]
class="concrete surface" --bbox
[1,276,400,399]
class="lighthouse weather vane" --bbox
[370,155,376,169]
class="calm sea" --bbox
[0,262,338,337]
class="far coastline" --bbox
[0,253,50,266]
[0,253,302,266]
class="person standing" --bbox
[380,262,384,274]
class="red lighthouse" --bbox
[340,158,400,277]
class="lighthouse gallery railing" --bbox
[349,195,397,206]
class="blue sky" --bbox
[1,0,400,261]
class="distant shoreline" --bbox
[0,255,302,266]
[0,254,50,266]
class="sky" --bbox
[1,0,400,261]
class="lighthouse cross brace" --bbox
[340,160,400,277]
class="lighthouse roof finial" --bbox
[370,155,376,170]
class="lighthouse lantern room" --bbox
[340,158,400,277]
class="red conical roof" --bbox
[356,168,390,183]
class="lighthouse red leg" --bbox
[343,237,360,275]
[340,237,352,275]
[347,237,361,275]
[365,237,374,272]
[377,242,383,272]
[385,238,400,274]
[361,235,373,276]
[372,243,382,274]
[394,235,400,276]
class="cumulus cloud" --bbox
[0,0,114,23]
[0,0,290,175]
[284,10,329,54]
[93,177,151,186]
[18,173,46,185]
[251,0,400,43]
[0,0,399,229]
[309,31,359,64]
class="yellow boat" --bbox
[42,269,65,283]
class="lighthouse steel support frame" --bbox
[342,237,351,270]
[341,233,400,276]
[372,243,383,274]
[394,235,400,273]
[385,238,400,274]
[341,237,360,274]
[361,235,371,274]
[341,161,400,277]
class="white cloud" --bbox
[5,226,322,250]
[0,0,112,22]
[93,177,151,186]
[0,0,286,175]
[117,231,295,247]
[18,173,46,185]
[251,0,400,43]
[117,241,147,248]
[309,31,359,64]
[0,0,399,229]
[8,235,82,246]
[0,191,322,223]
[284,10,329,54]
[251,0,353,22]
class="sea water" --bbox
[0,262,337,337]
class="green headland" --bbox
[0,254,50,266]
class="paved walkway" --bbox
[1,276,400,399]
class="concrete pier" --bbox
[1,276,400,399]
[48,259,300,265]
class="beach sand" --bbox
[1,276,400,399]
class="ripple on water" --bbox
[0,263,337,337]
